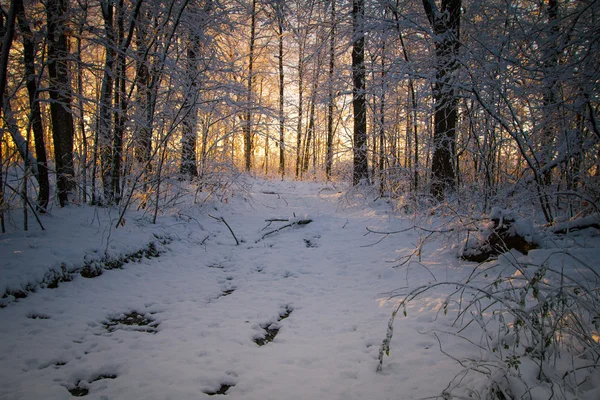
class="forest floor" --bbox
[1,178,597,399]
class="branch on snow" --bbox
[258,218,312,242]
[209,214,239,246]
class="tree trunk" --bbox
[540,0,559,186]
[75,4,88,204]
[47,0,76,207]
[244,0,257,172]
[111,0,126,203]
[325,0,335,180]
[15,0,50,211]
[296,39,304,178]
[134,10,152,192]
[180,30,200,178]
[277,2,285,177]
[422,0,461,200]
[379,43,386,195]
[99,0,115,204]
[352,0,368,185]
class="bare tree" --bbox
[15,0,49,211]
[352,0,368,185]
[243,0,257,172]
[325,0,336,180]
[47,0,76,206]
[422,0,461,200]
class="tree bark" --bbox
[47,0,76,207]
[134,9,152,192]
[111,0,126,203]
[244,0,257,172]
[99,0,116,203]
[180,30,200,178]
[352,0,368,185]
[277,1,285,177]
[540,0,559,186]
[325,0,335,180]
[15,0,50,211]
[422,0,461,200]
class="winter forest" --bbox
[1,0,600,399]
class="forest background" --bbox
[0,0,598,228]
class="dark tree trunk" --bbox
[134,10,152,189]
[244,0,257,172]
[0,1,16,228]
[296,39,304,178]
[540,0,559,186]
[47,0,76,207]
[75,4,88,204]
[99,0,115,203]
[422,0,461,200]
[302,90,315,175]
[277,2,285,177]
[180,30,200,178]
[325,0,335,180]
[14,0,49,211]
[111,0,126,203]
[379,43,386,195]
[352,0,368,185]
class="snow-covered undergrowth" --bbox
[375,200,600,400]
[1,177,599,399]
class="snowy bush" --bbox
[378,249,600,400]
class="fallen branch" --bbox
[259,219,312,241]
[208,214,239,245]
[262,218,290,230]
[261,191,288,206]
[548,214,600,235]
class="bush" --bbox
[378,249,600,399]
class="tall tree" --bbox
[244,0,257,171]
[99,0,116,203]
[351,0,368,185]
[275,0,285,177]
[325,0,335,180]
[180,29,200,178]
[422,0,461,200]
[15,0,49,211]
[47,0,76,206]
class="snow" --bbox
[1,178,599,399]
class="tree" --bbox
[351,0,368,185]
[15,0,49,211]
[179,28,201,178]
[47,0,76,206]
[274,0,285,177]
[422,0,461,200]
[325,0,336,180]
[99,0,116,203]
[243,0,257,172]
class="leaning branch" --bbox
[209,214,239,245]
[4,182,45,230]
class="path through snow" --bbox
[1,180,463,399]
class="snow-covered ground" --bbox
[1,179,598,399]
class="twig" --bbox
[262,218,289,231]
[208,214,239,245]
[200,235,210,245]
[4,182,45,231]
[361,233,389,247]
[261,191,288,206]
